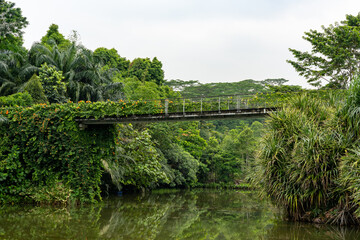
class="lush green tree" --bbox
[159,84,182,99]
[174,122,207,160]
[197,136,219,183]
[127,58,152,82]
[38,63,67,103]
[122,77,162,100]
[122,76,180,100]
[288,13,360,89]
[127,57,165,85]
[41,24,71,50]
[22,74,48,104]
[0,50,37,96]
[104,124,169,190]
[198,121,263,184]
[93,47,129,77]
[0,0,28,52]
[149,57,165,86]
[0,0,35,96]
[148,122,201,187]
[29,42,122,101]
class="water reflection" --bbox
[0,189,359,239]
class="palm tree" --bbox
[29,42,123,102]
[0,50,37,96]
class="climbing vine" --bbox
[0,99,162,204]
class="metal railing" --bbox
[121,89,345,116]
[142,94,279,116]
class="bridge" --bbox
[75,94,279,128]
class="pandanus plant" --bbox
[254,92,345,221]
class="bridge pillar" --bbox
[236,95,240,112]
[183,99,186,116]
[165,99,169,116]
[218,97,221,113]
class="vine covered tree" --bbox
[287,13,360,89]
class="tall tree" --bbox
[93,47,130,77]
[40,24,71,50]
[0,0,28,52]
[149,57,165,86]
[29,42,122,101]
[22,74,48,104]
[127,57,165,85]
[288,13,360,89]
[127,58,152,82]
[38,63,67,103]
[0,50,36,96]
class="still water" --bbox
[0,189,360,240]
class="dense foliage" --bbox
[254,76,360,225]
[0,95,167,203]
[0,88,268,204]
[0,0,28,52]
[288,13,360,89]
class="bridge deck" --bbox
[75,107,277,127]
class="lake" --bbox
[0,189,359,239]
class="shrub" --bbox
[0,92,33,107]
[254,92,345,222]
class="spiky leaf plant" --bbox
[254,92,344,221]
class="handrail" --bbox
[120,89,343,102]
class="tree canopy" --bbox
[0,0,28,52]
[40,24,71,50]
[164,78,294,98]
[94,47,130,76]
[288,13,360,89]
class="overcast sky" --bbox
[10,0,360,87]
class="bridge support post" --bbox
[165,99,169,116]
[183,99,185,116]
[236,95,240,112]
[218,97,221,113]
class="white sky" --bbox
[9,0,360,88]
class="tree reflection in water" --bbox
[0,189,360,239]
